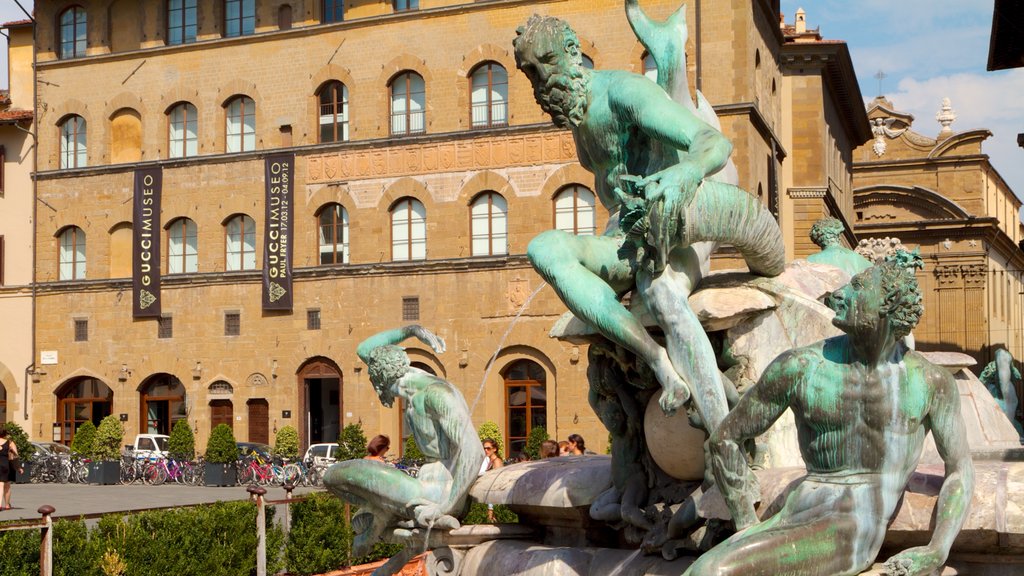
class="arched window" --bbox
[225,214,256,271]
[390,72,425,136]
[323,0,344,23]
[58,6,87,59]
[642,52,657,82]
[318,81,349,143]
[391,197,426,261]
[140,374,186,435]
[470,62,508,128]
[581,54,595,69]
[554,185,596,236]
[318,203,349,265]
[225,96,256,152]
[503,360,547,459]
[167,218,198,274]
[471,192,508,256]
[168,102,198,158]
[59,115,87,169]
[224,0,256,37]
[56,377,113,445]
[167,0,198,45]
[59,226,87,280]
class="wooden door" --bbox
[210,400,233,432]
[247,399,269,444]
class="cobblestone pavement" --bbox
[0,482,323,521]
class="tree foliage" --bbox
[523,426,549,461]
[336,423,368,462]
[403,435,424,460]
[274,425,300,459]
[204,424,239,464]
[168,419,195,460]
[70,421,97,458]
[93,416,125,462]
[2,421,33,463]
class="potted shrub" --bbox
[168,419,195,461]
[70,420,97,457]
[4,422,33,484]
[273,425,299,460]
[336,422,367,462]
[204,423,239,486]
[523,426,549,461]
[90,415,124,485]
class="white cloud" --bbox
[888,70,1024,199]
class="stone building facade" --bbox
[22,0,870,455]
[853,96,1024,385]
[0,20,34,430]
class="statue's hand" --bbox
[637,160,703,216]
[410,326,446,354]
[882,546,945,576]
[409,499,460,530]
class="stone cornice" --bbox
[36,123,568,181]
[786,187,826,199]
[713,102,788,161]
[782,42,872,145]
[33,254,534,295]
[853,154,989,171]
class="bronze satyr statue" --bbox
[324,326,484,576]
[692,262,974,576]
[806,216,872,277]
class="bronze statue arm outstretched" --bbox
[356,325,446,364]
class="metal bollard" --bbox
[247,486,267,576]
[283,483,294,534]
[38,505,55,576]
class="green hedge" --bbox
[0,495,411,575]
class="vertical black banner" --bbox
[263,154,294,310]
[133,167,162,317]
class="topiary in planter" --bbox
[523,426,549,461]
[93,415,124,462]
[70,420,97,457]
[3,421,33,463]
[168,418,196,460]
[336,422,367,462]
[477,421,504,459]
[205,424,239,464]
[273,425,299,459]
[403,435,424,460]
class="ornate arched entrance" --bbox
[296,358,342,449]
[55,377,114,445]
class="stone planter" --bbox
[204,462,237,487]
[89,460,121,485]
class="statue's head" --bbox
[827,261,923,340]
[367,345,410,408]
[514,14,589,128]
[809,217,844,249]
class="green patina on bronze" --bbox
[323,326,484,576]
[690,262,974,576]
[806,217,872,276]
[979,348,1023,437]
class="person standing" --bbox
[482,439,504,470]
[0,425,21,511]
[567,433,587,455]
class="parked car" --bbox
[236,442,273,461]
[303,443,340,466]
[132,434,170,460]
[31,441,71,460]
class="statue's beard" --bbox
[537,69,587,128]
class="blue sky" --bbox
[3,1,1022,199]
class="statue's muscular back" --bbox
[787,339,938,482]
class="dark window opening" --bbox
[402,297,420,321]
[74,319,88,342]
[225,312,241,336]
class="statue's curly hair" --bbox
[367,345,409,396]
[874,261,924,339]
[809,217,845,249]
[513,14,583,69]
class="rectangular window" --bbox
[393,0,419,11]
[307,309,321,330]
[74,319,88,342]
[168,0,198,45]
[402,297,419,321]
[158,316,173,339]
[225,312,241,336]
[323,0,344,22]
[225,0,256,37]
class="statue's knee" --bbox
[527,230,567,267]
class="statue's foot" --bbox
[653,350,691,415]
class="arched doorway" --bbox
[56,377,114,445]
[297,359,342,449]
[139,374,187,435]
[503,359,547,459]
